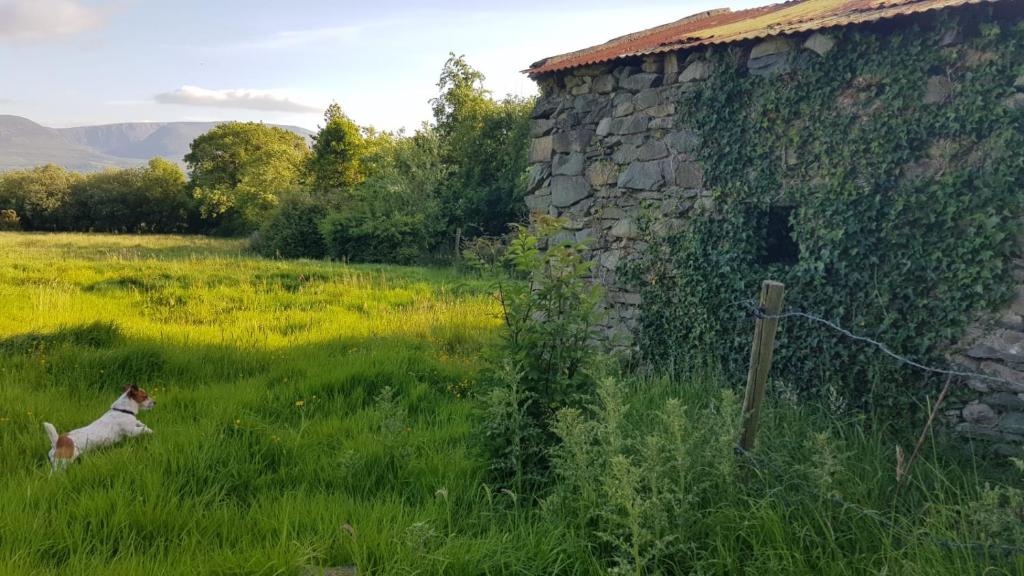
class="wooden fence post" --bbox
[739,280,785,452]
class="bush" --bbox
[254,192,326,259]
[0,164,81,230]
[547,377,742,573]
[321,209,435,265]
[0,210,20,231]
[481,216,605,491]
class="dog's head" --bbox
[124,384,156,410]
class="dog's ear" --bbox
[124,383,139,393]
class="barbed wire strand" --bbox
[736,300,1020,388]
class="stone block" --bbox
[525,191,552,211]
[750,36,794,60]
[529,136,553,163]
[552,129,595,153]
[748,38,794,77]
[600,249,624,269]
[526,164,551,193]
[593,74,617,94]
[1005,94,1024,110]
[963,402,998,426]
[634,88,663,110]
[586,161,619,187]
[551,176,592,208]
[552,153,585,176]
[641,55,663,74]
[610,114,650,135]
[613,102,635,118]
[637,139,669,161]
[618,159,671,190]
[679,60,712,83]
[667,129,701,153]
[955,422,1006,442]
[978,362,1024,393]
[649,117,674,130]
[984,392,1024,410]
[803,32,835,56]
[999,413,1024,435]
[674,161,705,188]
[663,53,680,84]
[530,118,555,138]
[532,96,559,119]
[648,104,676,118]
[923,76,953,104]
[612,142,641,165]
[620,73,662,92]
[606,218,638,238]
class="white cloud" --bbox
[153,86,322,113]
[0,0,105,41]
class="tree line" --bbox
[0,55,533,263]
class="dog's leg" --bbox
[128,422,153,436]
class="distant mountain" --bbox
[0,115,315,173]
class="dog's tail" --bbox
[43,422,59,447]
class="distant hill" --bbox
[0,115,315,173]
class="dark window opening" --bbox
[758,206,799,266]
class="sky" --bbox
[0,0,768,132]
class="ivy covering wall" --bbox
[628,8,1024,412]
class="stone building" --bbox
[523,0,1024,454]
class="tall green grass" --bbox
[0,232,1019,575]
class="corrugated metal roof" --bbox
[526,0,996,76]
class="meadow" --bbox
[0,233,1020,575]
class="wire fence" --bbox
[735,299,1020,389]
[729,297,1024,560]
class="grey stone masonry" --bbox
[525,34,808,347]
[525,16,1024,455]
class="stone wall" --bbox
[948,260,1024,457]
[526,32,843,345]
[525,13,1024,455]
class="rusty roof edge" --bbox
[524,0,1000,77]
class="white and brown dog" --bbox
[43,384,156,470]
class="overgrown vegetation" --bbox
[0,159,192,233]
[475,217,604,491]
[0,232,1021,575]
[627,10,1024,411]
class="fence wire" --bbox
[726,298,1024,560]
[736,299,1021,389]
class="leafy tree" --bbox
[137,158,192,233]
[321,127,445,264]
[69,159,192,233]
[307,103,366,206]
[185,122,309,235]
[0,164,82,230]
[431,54,532,240]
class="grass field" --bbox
[0,232,568,575]
[0,233,1021,576]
